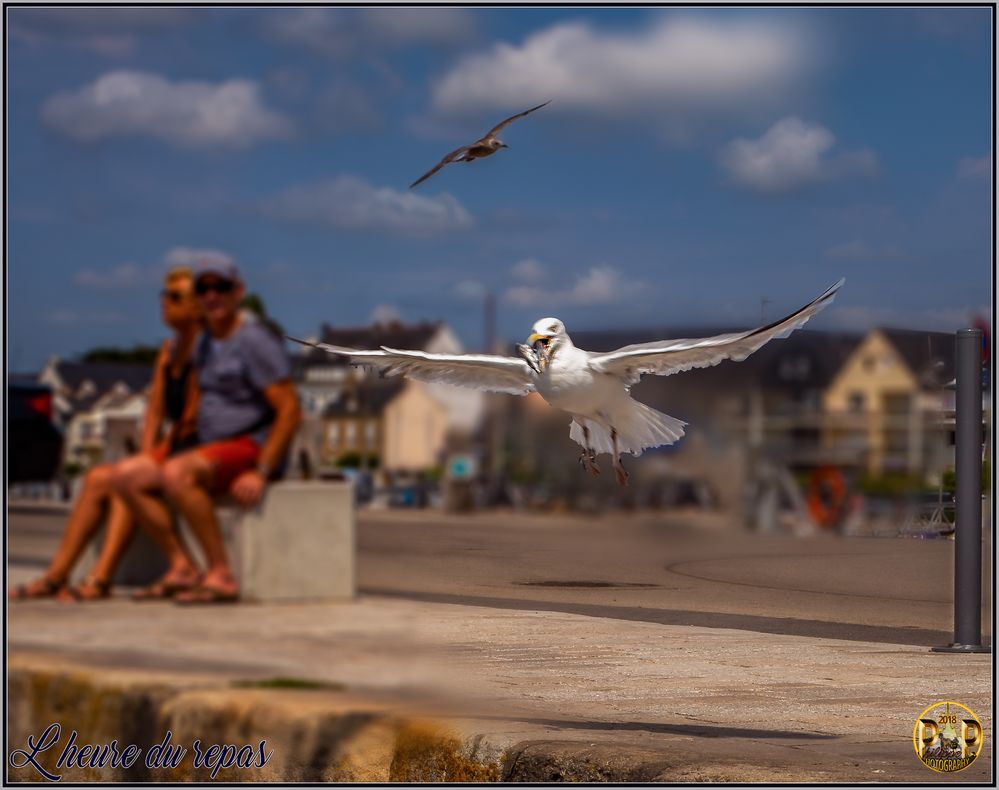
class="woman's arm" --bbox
[140,341,170,453]
[170,358,200,446]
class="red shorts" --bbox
[149,443,171,464]
[196,435,261,494]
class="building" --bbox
[295,320,462,418]
[822,328,956,476]
[294,320,485,475]
[33,356,154,468]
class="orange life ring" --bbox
[807,466,847,528]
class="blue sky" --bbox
[6,6,993,370]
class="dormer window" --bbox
[76,379,97,399]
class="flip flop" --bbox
[172,584,240,605]
[9,576,65,601]
[131,574,201,601]
[58,576,112,602]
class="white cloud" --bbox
[505,265,643,307]
[45,309,127,324]
[369,304,404,325]
[8,8,191,56]
[262,8,476,58]
[958,153,991,180]
[74,263,144,289]
[260,176,473,236]
[73,248,237,289]
[454,280,487,301]
[360,8,477,46]
[163,247,235,270]
[511,258,546,284]
[42,71,294,148]
[719,117,879,194]
[824,239,902,262]
[429,16,811,126]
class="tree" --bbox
[242,292,285,338]
[81,345,159,364]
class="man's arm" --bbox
[230,380,301,507]
[256,380,302,477]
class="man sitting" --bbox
[116,258,301,603]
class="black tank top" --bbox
[163,360,193,424]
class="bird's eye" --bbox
[549,325,558,332]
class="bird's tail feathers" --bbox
[569,401,686,457]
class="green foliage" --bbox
[81,345,159,364]
[941,461,991,494]
[63,461,84,478]
[857,472,923,497]
[335,451,379,469]
[242,292,285,337]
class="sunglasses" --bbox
[160,289,186,304]
[195,279,236,296]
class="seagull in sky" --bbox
[410,100,552,188]
[289,279,844,486]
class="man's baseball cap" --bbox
[193,257,241,283]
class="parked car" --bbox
[8,382,63,483]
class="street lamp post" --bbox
[933,329,990,653]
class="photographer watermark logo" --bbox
[912,701,983,773]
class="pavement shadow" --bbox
[362,588,950,647]
[470,714,838,740]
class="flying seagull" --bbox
[410,100,552,188]
[289,279,844,486]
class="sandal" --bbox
[173,583,240,605]
[58,576,112,602]
[131,573,201,601]
[9,575,65,601]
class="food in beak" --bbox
[531,336,552,372]
[516,343,543,374]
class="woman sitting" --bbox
[9,267,203,601]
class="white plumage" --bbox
[289,278,844,485]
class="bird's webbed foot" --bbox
[578,451,601,477]
[613,457,630,487]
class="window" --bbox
[326,423,340,447]
[883,393,911,415]
[779,356,811,381]
[848,392,866,413]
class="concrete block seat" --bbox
[79,481,355,602]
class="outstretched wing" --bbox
[288,337,536,395]
[484,100,552,138]
[588,279,845,386]
[410,144,472,188]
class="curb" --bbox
[6,657,807,783]
[6,660,500,783]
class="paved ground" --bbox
[7,505,994,782]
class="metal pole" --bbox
[933,329,990,653]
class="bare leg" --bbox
[56,494,138,601]
[44,465,115,582]
[577,421,601,476]
[612,428,629,487]
[113,454,199,582]
[162,453,238,594]
[88,496,135,582]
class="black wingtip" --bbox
[285,334,317,349]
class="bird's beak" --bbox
[501,143,509,149]
[527,333,554,372]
